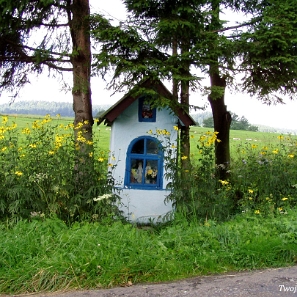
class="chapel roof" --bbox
[98,78,195,127]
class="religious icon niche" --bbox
[138,96,156,122]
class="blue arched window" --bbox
[125,136,163,189]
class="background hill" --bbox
[0,101,110,118]
[0,100,296,133]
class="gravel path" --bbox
[5,265,297,297]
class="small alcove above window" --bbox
[125,136,163,189]
[138,96,156,122]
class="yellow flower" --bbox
[32,121,40,129]
[29,144,37,148]
[277,135,284,140]
[9,123,17,130]
[147,169,153,175]
[190,135,194,139]
[89,152,93,158]
[48,151,55,155]
[251,144,258,149]
[86,140,93,145]
[98,157,104,162]
[248,189,254,194]
[173,126,179,131]
[22,128,31,134]
[148,129,153,134]
[56,113,61,118]
[15,171,23,176]
[181,155,188,160]
[288,154,294,158]
[74,122,83,130]
[282,197,288,201]
[219,180,229,186]
[254,210,260,214]
[2,116,8,124]
[272,149,279,154]
[1,146,7,152]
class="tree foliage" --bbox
[0,0,97,190]
[93,0,297,179]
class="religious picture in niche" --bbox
[142,102,153,119]
[145,160,158,184]
[130,159,158,184]
[130,159,143,183]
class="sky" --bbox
[1,0,297,131]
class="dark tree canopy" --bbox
[92,0,297,179]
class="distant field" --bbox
[5,114,296,156]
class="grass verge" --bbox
[1,209,297,294]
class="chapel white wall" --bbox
[108,100,177,222]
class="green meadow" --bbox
[0,114,297,295]
[8,114,294,154]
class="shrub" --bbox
[0,115,122,223]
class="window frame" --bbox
[125,136,163,189]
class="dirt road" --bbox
[5,265,297,297]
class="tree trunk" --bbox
[208,72,231,180]
[179,45,190,169]
[172,38,178,102]
[180,79,190,169]
[207,0,231,180]
[69,0,94,188]
[71,0,93,133]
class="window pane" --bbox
[130,159,144,183]
[146,139,159,154]
[131,139,144,154]
[145,160,159,184]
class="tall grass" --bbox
[1,211,297,294]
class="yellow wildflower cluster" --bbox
[55,135,64,149]
[74,121,89,130]
[156,129,170,136]
[0,117,17,139]
[199,131,221,147]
